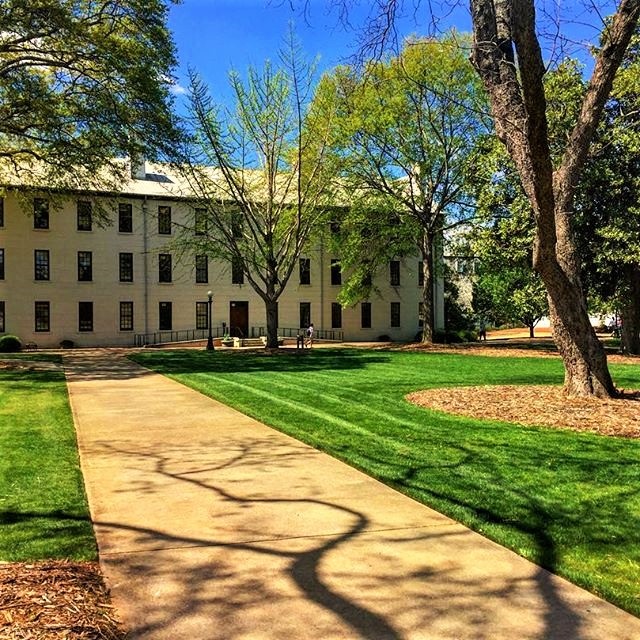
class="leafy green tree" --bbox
[178,37,336,348]
[0,0,181,191]
[315,33,490,342]
[576,29,640,354]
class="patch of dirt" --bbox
[0,359,62,372]
[0,561,127,639]
[407,385,640,438]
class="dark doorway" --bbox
[230,301,249,337]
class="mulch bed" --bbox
[407,385,640,438]
[0,561,127,639]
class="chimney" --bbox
[131,155,146,180]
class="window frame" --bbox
[34,249,50,281]
[299,257,311,285]
[390,261,401,287]
[361,302,372,329]
[231,257,244,284]
[159,301,172,330]
[77,200,92,231]
[158,205,172,235]
[390,301,401,328]
[119,301,134,331]
[33,198,49,229]
[77,251,93,282]
[119,252,133,282]
[158,253,172,283]
[34,301,50,332]
[331,302,342,329]
[78,301,93,332]
[118,203,133,233]
[196,301,208,330]
[0,301,4,332]
[299,302,311,329]
[330,259,341,286]
[194,208,207,236]
[195,254,208,284]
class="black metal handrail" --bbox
[134,327,224,347]
[249,326,344,341]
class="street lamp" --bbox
[206,290,214,351]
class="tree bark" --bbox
[420,231,435,343]
[265,297,279,349]
[470,0,639,397]
[621,264,640,355]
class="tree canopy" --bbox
[315,33,490,341]
[0,0,181,190]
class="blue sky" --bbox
[166,0,613,110]
[167,0,472,107]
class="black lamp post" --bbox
[206,290,214,351]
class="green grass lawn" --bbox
[0,358,96,561]
[132,347,640,616]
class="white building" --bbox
[0,162,432,348]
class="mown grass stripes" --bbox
[132,348,640,616]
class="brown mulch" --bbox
[0,561,127,639]
[407,385,640,439]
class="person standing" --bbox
[306,323,314,348]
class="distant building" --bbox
[0,161,431,347]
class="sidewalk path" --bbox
[64,351,640,640]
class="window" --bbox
[331,302,342,328]
[231,212,243,239]
[159,253,172,283]
[361,302,372,328]
[158,205,171,234]
[159,301,172,330]
[0,301,4,332]
[34,198,49,229]
[299,258,311,285]
[194,208,207,236]
[0,248,4,280]
[35,301,50,332]
[120,302,134,331]
[34,250,50,280]
[119,253,133,282]
[0,197,4,227]
[390,261,400,286]
[119,203,133,233]
[78,301,93,331]
[77,251,92,281]
[299,302,311,329]
[195,255,208,283]
[231,257,244,284]
[196,301,208,330]
[418,261,424,287]
[77,200,92,231]
[330,259,341,286]
[390,302,401,327]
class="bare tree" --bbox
[178,35,337,348]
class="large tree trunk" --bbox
[265,297,279,349]
[621,264,640,355]
[470,0,639,397]
[420,231,435,344]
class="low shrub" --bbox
[376,334,391,342]
[0,335,23,352]
[59,339,75,349]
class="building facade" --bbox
[0,164,434,348]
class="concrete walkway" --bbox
[64,351,640,640]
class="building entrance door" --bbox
[229,301,249,338]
